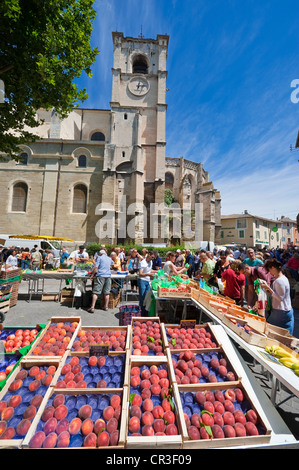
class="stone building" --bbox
[0,32,221,246]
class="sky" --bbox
[75,0,299,221]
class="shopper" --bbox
[30,248,42,271]
[5,249,18,268]
[60,248,69,267]
[88,250,113,312]
[259,259,294,335]
[163,252,187,277]
[221,260,246,306]
[152,250,163,271]
[138,251,155,316]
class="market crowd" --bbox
[1,242,297,335]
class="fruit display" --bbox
[170,350,238,385]
[180,387,268,446]
[165,324,219,350]
[265,345,299,376]
[127,362,182,443]
[0,327,42,353]
[72,327,128,353]
[26,391,125,448]
[30,320,80,357]
[131,319,165,356]
[0,363,58,443]
[54,354,126,389]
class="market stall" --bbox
[0,315,297,449]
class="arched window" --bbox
[18,152,28,165]
[12,182,28,212]
[77,155,87,168]
[132,54,148,74]
[165,172,174,189]
[73,184,87,213]
[91,131,105,141]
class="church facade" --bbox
[0,32,221,246]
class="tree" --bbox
[0,0,99,159]
[164,188,176,206]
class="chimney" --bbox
[244,210,248,214]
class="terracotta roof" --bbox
[221,213,282,224]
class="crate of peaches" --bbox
[52,350,129,391]
[163,323,220,351]
[130,317,167,357]
[177,384,271,448]
[126,359,184,448]
[0,358,61,448]
[22,388,127,449]
[29,317,81,357]
[71,326,130,355]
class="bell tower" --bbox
[101,31,169,244]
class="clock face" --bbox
[128,77,150,96]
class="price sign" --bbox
[180,319,196,329]
[89,344,109,357]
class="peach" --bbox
[223,411,235,426]
[214,390,225,403]
[8,394,22,408]
[130,375,141,387]
[234,410,246,425]
[29,365,40,377]
[42,432,58,448]
[97,356,106,367]
[56,430,70,448]
[0,426,15,439]
[0,421,7,436]
[165,424,178,435]
[24,405,37,420]
[47,365,57,375]
[130,405,141,419]
[52,394,65,408]
[150,383,161,396]
[150,365,159,374]
[188,425,200,440]
[15,369,28,380]
[152,405,164,420]
[71,364,82,374]
[36,370,46,381]
[129,416,140,434]
[74,372,84,383]
[153,419,165,434]
[97,430,110,447]
[191,413,201,428]
[41,405,55,422]
[223,424,236,438]
[224,399,235,413]
[214,401,225,414]
[203,401,214,414]
[8,379,23,392]
[0,402,7,414]
[94,418,106,435]
[208,373,217,383]
[163,410,175,425]
[195,391,206,405]
[141,369,151,380]
[88,356,98,367]
[210,358,220,369]
[142,424,154,436]
[132,394,142,407]
[56,418,69,435]
[16,418,31,436]
[83,432,97,447]
[140,379,151,390]
[109,429,119,446]
[114,405,122,421]
[201,367,209,378]
[110,394,121,409]
[200,427,210,439]
[141,411,154,426]
[29,379,41,392]
[42,374,53,386]
[69,417,82,435]
[102,405,114,421]
[159,378,169,389]
[64,371,75,383]
[29,430,46,448]
[106,417,118,433]
[234,422,246,437]
[142,398,153,412]
[235,388,244,402]
[218,365,227,377]
[213,412,224,428]
[181,376,190,384]
[78,404,92,420]
[227,372,236,381]
[97,380,107,388]
[141,388,151,400]
[162,398,172,412]
[131,366,141,376]
[54,404,68,421]
[246,409,258,424]
[44,417,57,435]
[61,363,71,375]
[201,413,214,427]
[81,418,94,436]
[150,374,159,384]
[212,424,225,439]
[245,421,259,436]
[1,406,14,422]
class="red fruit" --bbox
[16,418,31,436]
[83,432,97,447]
[203,401,214,414]
[29,431,46,448]
[129,416,140,434]
[223,424,236,438]
[246,409,258,424]
[195,391,206,405]
[201,413,214,427]
[78,404,92,420]
[188,425,200,440]
[245,422,259,436]
[88,356,98,367]
[212,424,224,438]
[1,407,14,422]
[142,424,154,436]
[234,422,246,437]
[165,424,178,435]
[97,431,110,447]
[234,410,246,425]
[235,388,244,402]
[224,389,235,402]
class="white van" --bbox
[1,236,61,258]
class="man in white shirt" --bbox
[138,251,155,316]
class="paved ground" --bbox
[2,278,299,443]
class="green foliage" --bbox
[0,0,99,159]
[164,188,177,206]
[85,243,186,258]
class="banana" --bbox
[279,358,295,368]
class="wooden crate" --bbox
[162,322,221,351]
[51,349,130,390]
[129,317,168,358]
[221,314,267,347]
[125,358,183,448]
[0,268,22,280]
[0,357,61,448]
[71,325,131,355]
[60,288,74,303]
[157,285,192,298]
[177,383,272,448]
[41,293,58,301]
[0,299,10,314]
[22,387,128,449]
